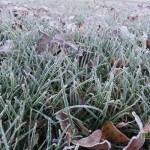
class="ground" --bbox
[0,0,150,150]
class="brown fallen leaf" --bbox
[36,31,53,54]
[37,6,51,16]
[64,41,78,51]
[55,111,71,131]
[54,30,78,51]
[12,6,33,18]
[110,57,129,68]
[110,57,115,66]
[54,30,65,44]
[78,25,85,33]
[0,40,14,54]
[123,131,145,150]
[56,112,74,144]
[65,124,74,144]
[77,23,85,33]
[36,30,77,55]
[146,40,150,49]
[78,50,93,68]
[123,111,145,150]
[12,22,23,30]
[56,112,89,133]
[88,60,94,68]
[132,111,143,131]
[127,15,138,22]
[72,130,111,150]
[12,21,27,31]
[143,116,150,140]
[116,58,122,68]
[101,121,129,143]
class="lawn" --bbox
[0,0,150,149]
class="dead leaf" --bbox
[101,121,129,143]
[36,31,53,54]
[127,15,138,21]
[146,40,150,49]
[78,25,85,33]
[72,130,111,150]
[64,124,74,144]
[123,131,145,150]
[116,58,122,68]
[110,57,129,68]
[12,6,33,18]
[110,57,115,66]
[78,50,93,67]
[56,111,71,131]
[64,41,78,51]
[0,40,13,54]
[88,60,94,68]
[123,112,145,150]
[12,21,27,31]
[56,112,89,133]
[37,6,51,16]
[132,112,143,131]
[54,30,78,51]
[144,116,150,132]
[54,30,65,44]
[77,23,85,33]
[36,30,78,55]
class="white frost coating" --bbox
[119,26,135,40]
[132,111,143,131]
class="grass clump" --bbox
[0,0,150,149]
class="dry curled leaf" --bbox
[123,131,145,150]
[132,111,143,131]
[127,15,138,21]
[54,30,64,43]
[55,111,71,131]
[101,121,129,143]
[123,112,146,150]
[77,23,85,33]
[36,31,53,54]
[37,6,51,16]
[110,57,129,68]
[116,58,122,68]
[78,25,85,33]
[64,41,78,51]
[54,30,78,51]
[12,21,27,31]
[55,111,89,139]
[36,30,78,55]
[72,130,111,150]
[12,6,33,18]
[146,40,150,49]
[78,50,93,68]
